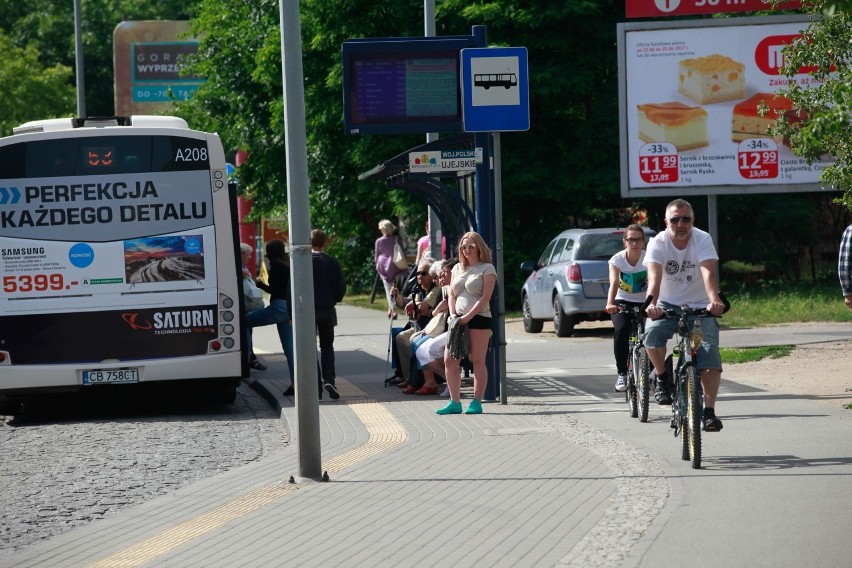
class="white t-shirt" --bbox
[609,249,648,303]
[644,227,718,308]
[451,262,497,318]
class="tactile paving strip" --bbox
[87,384,405,567]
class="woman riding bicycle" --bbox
[605,224,649,393]
[643,199,727,432]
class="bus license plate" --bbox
[83,369,139,385]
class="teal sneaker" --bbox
[464,399,483,414]
[436,400,463,415]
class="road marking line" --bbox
[87,390,405,568]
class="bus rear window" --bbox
[0,135,209,179]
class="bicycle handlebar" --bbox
[614,295,655,314]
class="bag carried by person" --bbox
[422,311,448,338]
[393,240,408,270]
[447,316,470,359]
[243,277,265,312]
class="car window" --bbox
[555,239,574,263]
[537,240,557,266]
[548,238,567,265]
[576,234,625,260]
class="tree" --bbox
[0,30,74,136]
[176,0,626,298]
[0,0,199,118]
[773,1,852,210]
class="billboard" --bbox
[618,15,833,198]
[626,0,802,19]
[114,21,203,116]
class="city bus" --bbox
[0,116,245,412]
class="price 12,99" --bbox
[3,273,68,293]
[638,142,679,184]
[738,138,778,180]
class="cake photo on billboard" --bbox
[637,102,708,151]
[731,92,794,143]
[678,54,746,104]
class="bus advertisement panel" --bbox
[0,117,243,406]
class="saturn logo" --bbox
[122,312,153,330]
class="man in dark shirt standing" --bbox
[311,229,346,400]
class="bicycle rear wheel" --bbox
[637,346,650,423]
[684,363,702,469]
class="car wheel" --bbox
[553,297,575,337]
[522,295,543,333]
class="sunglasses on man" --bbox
[668,216,692,225]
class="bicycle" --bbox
[658,297,729,469]
[618,296,653,422]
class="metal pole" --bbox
[424,0,442,259]
[73,0,86,117]
[493,133,507,404]
[470,25,500,402]
[279,0,322,481]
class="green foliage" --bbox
[772,2,852,210]
[0,0,200,119]
[722,279,852,327]
[0,30,75,136]
[176,0,448,293]
[720,345,794,364]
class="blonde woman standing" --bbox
[436,231,496,415]
[375,219,407,318]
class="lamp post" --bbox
[73,0,86,117]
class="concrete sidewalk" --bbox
[5,306,851,567]
[1,306,629,568]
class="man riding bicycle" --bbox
[643,199,727,432]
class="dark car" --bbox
[520,227,655,337]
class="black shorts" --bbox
[467,314,492,330]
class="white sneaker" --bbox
[614,373,628,392]
[440,385,450,397]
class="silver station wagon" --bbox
[520,227,655,336]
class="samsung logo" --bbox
[2,247,46,256]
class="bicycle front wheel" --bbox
[627,346,638,418]
[637,346,650,423]
[683,363,702,469]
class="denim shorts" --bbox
[642,303,722,371]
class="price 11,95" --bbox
[638,142,679,184]
[3,273,71,293]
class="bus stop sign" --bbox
[461,47,529,132]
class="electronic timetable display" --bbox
[342,36,475,135]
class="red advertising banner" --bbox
[626,0,802,18]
